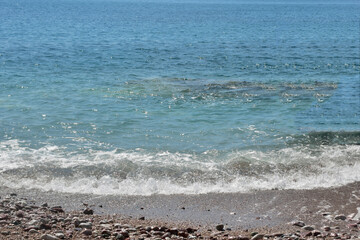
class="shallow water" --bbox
[0,0,359,195]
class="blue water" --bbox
[0,0,359,195]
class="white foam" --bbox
[0,139,359,196]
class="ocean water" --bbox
[0,0,359,195]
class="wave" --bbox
[0,138,359,195]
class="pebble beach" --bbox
[0,181,359,239]
[1,0,360,239]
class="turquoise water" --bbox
[0,0,359,195]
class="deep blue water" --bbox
[0,0,359,195]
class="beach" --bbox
[1,0,359,239]
[0,181,359,239]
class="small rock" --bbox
[79,222,92,229]
[115,234,125,240]
[1,231,10,236]
[12,219,21,225]
[15,210,25,218]
[100,223,112,229]
[39,223,52,230]
[120,230,129,238]
[101,229,111,237]
[27,219,40,226]
[54,233,65,239]
[335,214,346,220]
[251,233,264,240]
[250,232,258,237]
[302,225,314,231]
[139,216,145,220]
[312,230,321,236]
[178,231,188,238]
[162,232,171,238]
[323,226,331,231]
[40,234,59,240]
[72,217,80,227]
[29,229,38,234]
[216,224,224,231]
[50,206,64,213]
[169,228,178,235]
[238,236,250,240]
[0,214,9,221]
[292,221,305,227]
[83,208,93,215]
[82,229,92,236]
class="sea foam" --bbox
[0,139,359,196]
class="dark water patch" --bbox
[287,131,360,146]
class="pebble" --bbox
[251,233,264,240]
[302,225,315,231]
[335,214,347,220]
[0,194,359,240]
[0,214,9,220]
[54,233,65,239]
[215,224,224,231]
[83,208,94,215]
[16,210,25,218]
[348,223,358,228]
[82,229,92,235]
[1,231,10,236]
[292,220,305,227]
[323,226,331,231]
[115,233,125,240]
[40,234,59,240]
[29,229,38,234]
[238,236,250,240]
[79,222,92,229]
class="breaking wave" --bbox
[0,137,359,195]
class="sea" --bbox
[0,0,359,196]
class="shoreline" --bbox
[0,182,359,239]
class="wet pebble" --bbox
[216,224,224,231]
[292,220,305,227]
[335,214,347,220]
[302,225,315,231]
